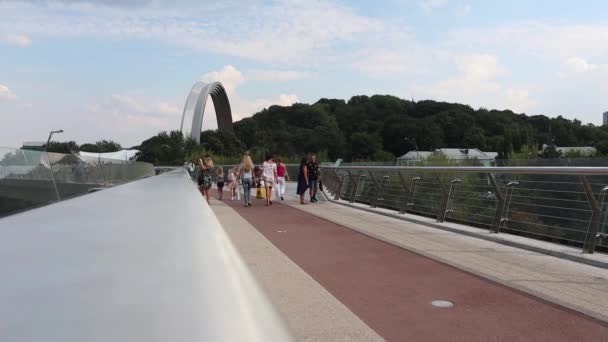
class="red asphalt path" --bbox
[221,197,608,341]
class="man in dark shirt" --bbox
[307,154,320,202]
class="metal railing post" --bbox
[351,173,366,203]
[399,174,420,214]
[328,172,337,194]
[438,178,461,223]
[98,155,108,187]
[375,175,390,208]
[397,172,409,214]
[333,170,344,200]
[366,170,384,208]
[347,170,359,203]
[580,176,603,253]
[45,152,61,201]
[435,174,448,222]
[499,181,519,232]
[488,173,505,234]
[321,171,334,195]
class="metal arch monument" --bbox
[180,81,233,143]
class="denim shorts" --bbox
[309,179,318,190]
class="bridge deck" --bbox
[212,188,608,341]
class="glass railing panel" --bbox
[0,148,58,217]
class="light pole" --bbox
[46,129,64,151]
[45,129,64,201]
[404,137,419,163]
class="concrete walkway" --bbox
[211,200,384,342]
[211,189,608,341]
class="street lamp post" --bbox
[45,129,64,201]
[46,130,64,151]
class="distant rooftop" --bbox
[21,141,45,147]
[397,148,497,160]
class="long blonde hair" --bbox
[242,154,253,172]
[203,155,214,168]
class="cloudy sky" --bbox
[1,0,607,147]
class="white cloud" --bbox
[428,54,504,97]
[201,65,245,94]
[245,70,315,82]
[200,65,300,126]
[252,94,299,110]
[564,57,600,73]
[0,1,383,64]
[351,48,431,76]
[449,23,608,62]
[277,94,299,106]
[504,88,537,113]
[157,102,180,115]
[454,54,504,80]
[87,94,181,134]
[0,84,17,100]
[1,34,32,47]
[422,54,535,113]
[418,0,448,13]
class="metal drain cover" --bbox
[431,300,454,308]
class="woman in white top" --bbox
[262,155,277,206]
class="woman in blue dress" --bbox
[296,157,309,204]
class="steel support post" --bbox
[435,174,448,222]
[352,173,366,203]
[438,178,461,223]
[348,170,363,203]
[367,170,384,208]
[397,172,410,214]
[488,173,506,234]
[375,175,390,208]
[580,176,602,254]
[333,170,344,200]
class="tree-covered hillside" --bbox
[199,95,608,162]
[38,95,608,165]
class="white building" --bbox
[396,148,497,166]
[541,144,597,157]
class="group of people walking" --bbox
[194,152,320,206]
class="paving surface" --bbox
[211,200,384,342]
[289,193,608,323]
[219,193,608,342]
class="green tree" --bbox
[44,141,79,154]
[539,144,562,159]
[350,132,382,160]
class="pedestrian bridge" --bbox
[2,165,608,341]
[3,80,608,340]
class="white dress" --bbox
[262,161,277,186]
